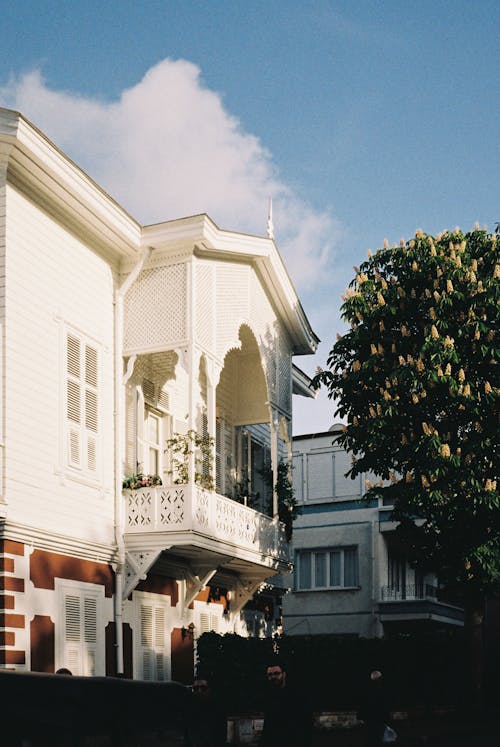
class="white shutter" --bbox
[67,335,82,467]
[83,596,98,676]
[154,607,166,680]
[64,593,82,675]
[136,386,145,473]
[65,332,99,475]
[140,603,154,681]
[199,612,210,634]
[60,584,103,677]
[138,599,168,681]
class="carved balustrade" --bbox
[124,484,290,565]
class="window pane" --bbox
[315,552,327,587]
[344,548,359,586]
[329,551,341,586]
[149,447,159,475]
[298,552,311,589]
[148,414,159,443]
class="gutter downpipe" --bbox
[114,246,152,675]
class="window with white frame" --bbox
[295,547,359,590]
[65,330,100,477]
[56,579,105,676]
[145,409,162,476]
[135,593,171,681]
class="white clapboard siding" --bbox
[4,185,116,545]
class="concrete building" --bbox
[283,425,464,637]
[0,108,317,680]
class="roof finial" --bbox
[266,197,274,240]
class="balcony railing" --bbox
[381,583,438,601]
[124,484,290,565]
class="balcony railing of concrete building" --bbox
[381,584,438,601]
[379,584,464,626]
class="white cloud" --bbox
[0,59,338,290]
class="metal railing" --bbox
[381,583,438,601]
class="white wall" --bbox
[4,185,117,547]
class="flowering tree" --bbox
[314,226,499,705]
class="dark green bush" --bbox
[196,631,466,713]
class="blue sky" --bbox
[1,0,498,433]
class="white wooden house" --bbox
[0,108,318,681]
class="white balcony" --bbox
[123,484,291,571]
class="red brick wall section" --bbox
[0,576,24,592]
[30,549,114,596]
[136,574,178,605]
[0,541,26,668]
[0,649,25,665]
[0,594,15,609]
[0,540,24,556]
[30,616,55,673]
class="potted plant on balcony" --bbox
[166,430,215,491]
[260,461,300,541]
[122,472,162,490]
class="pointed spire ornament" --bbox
[266,198,274,240]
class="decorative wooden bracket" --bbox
[123,549,163,600]
[230,578,264,617]
[179,566,218,616]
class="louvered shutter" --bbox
[197,611,219,635]
[84,345,98,473]
[64,593,82,675]
[138,600,168,681]
[83,595,98,676]
[154,607,166,680]
[67,336,82,468]
[136,386,145,472]
[215,419,223,493]
[62,591,99,676]
[199,612,210,634]
[66,333,99,475]
[140,603,154,681]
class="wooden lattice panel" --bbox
[195,263,214,351]
[124,263,187,352]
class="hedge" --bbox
[196,631,471,713]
